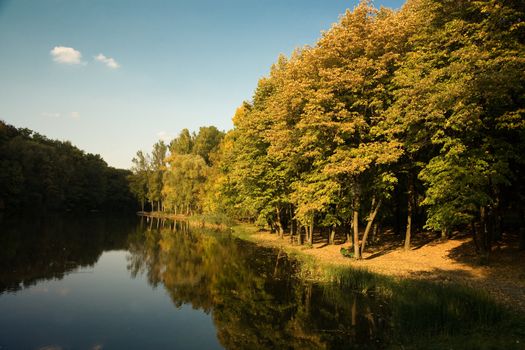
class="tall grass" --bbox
[231,222,525,348]
[191,212,236,227]
[316,265,523,348]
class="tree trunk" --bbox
[329,225,336,245]
[141,200,144,212]
[405,172,414,250]
[275,207,284,239]
[360,198,382,257]
[405,213,412,251]
[441,227,448,240]
[304,224,309,242]
[289,205,294,242]
[347,220,353,251]
[353,203,360,260]
[479,206,491,263]
[290,220,297,244]
[371,223,379,243]
[309,218,314,245]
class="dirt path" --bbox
[246,230,525,311]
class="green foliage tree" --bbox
[133,0,524,262]
[129,150,150,212]
[192,126,224,165]
[0,121,134,211]
[389,0,525,257]
[169,128,193,155]
[148,141,168,212]
[163,153,208,215]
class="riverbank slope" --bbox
[233,225,525,313]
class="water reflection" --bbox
[0,214,133,294]
[0,215,389,349]
[128,218,389,349]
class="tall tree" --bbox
[390,0,525,258]
[148,141,167,212]
[163,153,208,215]
[129,150,151,212]
[192,126,225,165]
[170,128,194,155]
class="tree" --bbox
[390,0,525,258]
[129,150,150,212]
[163,153,208,215]
[192,126,225,165]
[170,128,193,155]
[148,141,167,212]
[0,120,134,211]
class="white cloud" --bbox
[50,46,82,65]
[157,131,173,142]
[42,112,61,118]
[94,53,120,69]
[41,112,81,119]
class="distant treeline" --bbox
[0,121,135,211]
[131,0,525,257]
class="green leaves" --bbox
[163,153,208,214]
[132,0,524,249]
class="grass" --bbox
[318,261,524,349]
[231,222,525,349]
[140,211,235,229]
[190,212,236,227]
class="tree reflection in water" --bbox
[0,214,133,294]
[127,217,389,349]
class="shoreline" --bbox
[135,212,525,313]
[232,223,525,313]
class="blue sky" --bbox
[0,0,405,168]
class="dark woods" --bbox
[0,121,135,212]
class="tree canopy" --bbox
[0,121,135,211]
[132,0,525,258]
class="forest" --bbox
[0,121,135,211]
[130,0,525,260]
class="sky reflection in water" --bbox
[0,215,385,349]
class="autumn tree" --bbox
[129,150,150,212]
[390,0,525,258]
[148,141,167,212]
[163,153,208,215]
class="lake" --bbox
[0,214,389,349]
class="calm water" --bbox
[0,214,388,349]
